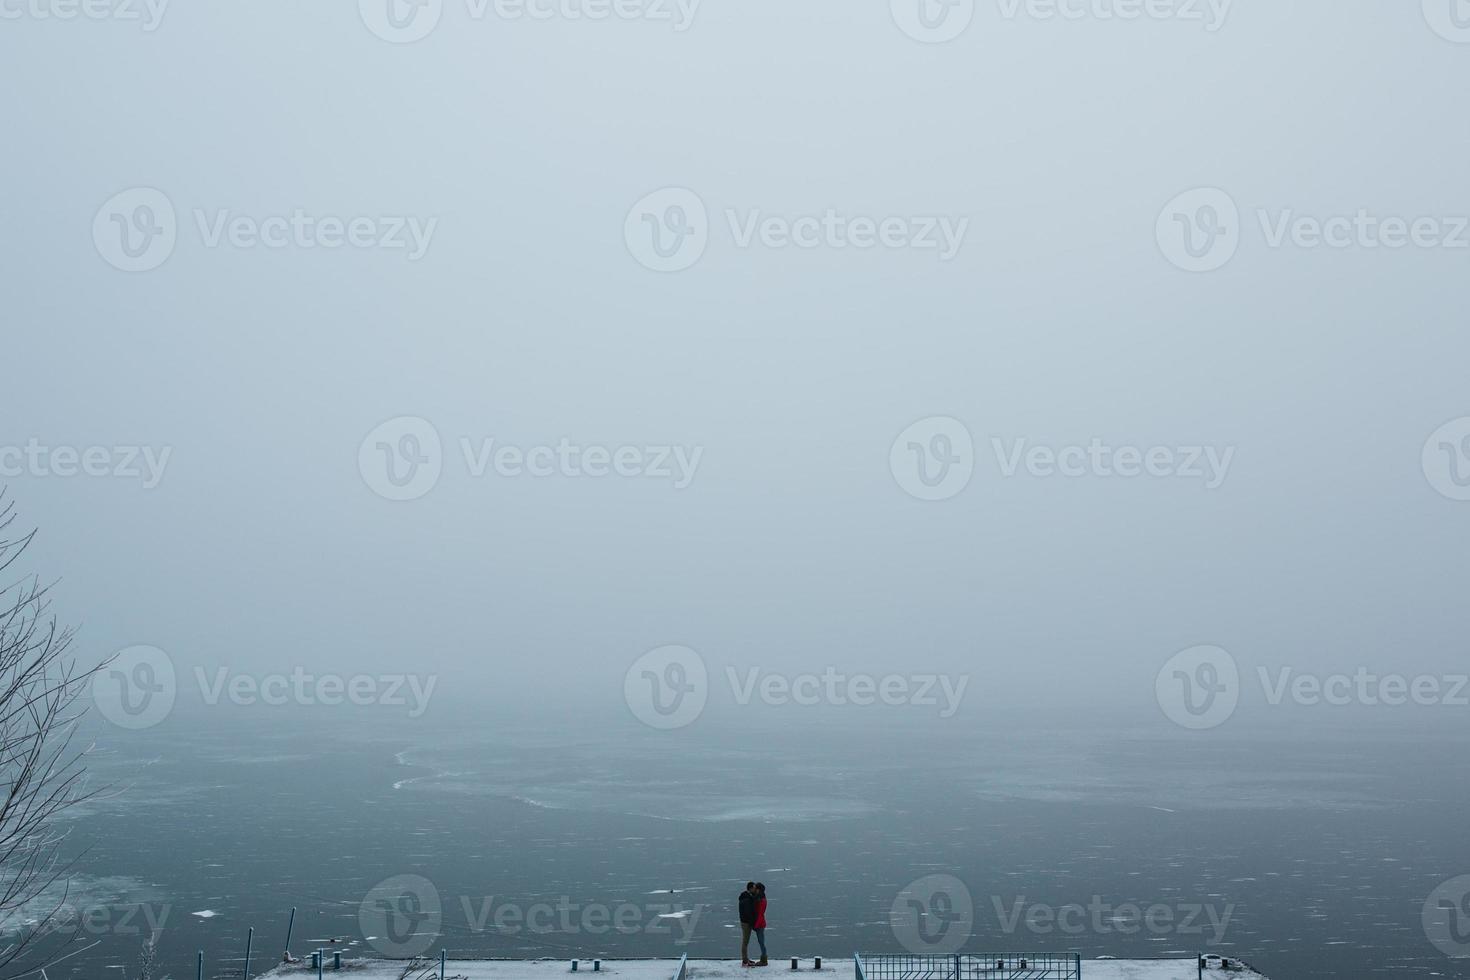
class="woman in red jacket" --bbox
[752,883,768,967]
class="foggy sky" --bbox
[3,0,1468,730]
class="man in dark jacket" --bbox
[738,882,758,966]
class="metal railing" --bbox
[854,954,1081,980]
[673,953,690,980]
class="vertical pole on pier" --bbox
[953,954,960,980]
[243,926,254,978]
[197,951,204,980]
[284,907,297,961]
[441,948,447,980]
[318,949,325,980]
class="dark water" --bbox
[31,708,1470,980]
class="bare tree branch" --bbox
[0,493,103,979]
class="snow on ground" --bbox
[260,957,1268,980]
[1080,961,1265,980]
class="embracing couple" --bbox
[737,881,768,967]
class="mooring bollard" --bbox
[594,960,602,972]
[334,952,342,970]
[814,959,822,971]
[572,960,579,972]
[791,959,799,970]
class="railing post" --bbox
[197,951,204,980]
[243,926,254,978]
[284,907,297,963]
[441,949,448,980]
[953,954,960,980]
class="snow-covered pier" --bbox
[260,956,1269,980]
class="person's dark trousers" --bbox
[754,928,767,965]
[741,923,753,963]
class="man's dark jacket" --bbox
[738,890,756,925]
